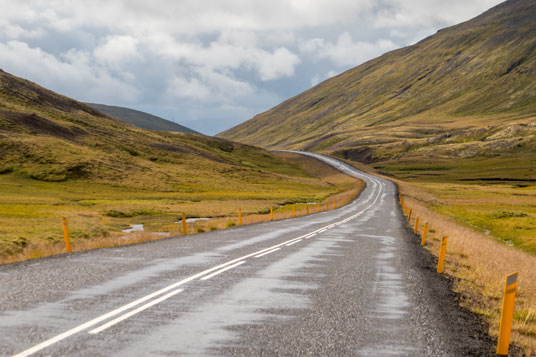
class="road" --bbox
[0,152,493,356]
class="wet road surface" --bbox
[0,152,493,356]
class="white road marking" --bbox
[285,239,302,246]
[88,289,183,334]
[304,233,316,239]
[14,158,385,357]
[254,248,281,258]
[200,261,246,281]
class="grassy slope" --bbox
[85,103,199,134]
[219,0,536,155]
[219,0,536,254]
[0,69,360,259]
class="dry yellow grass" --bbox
[397,180,536,354]
[0,182,364,264]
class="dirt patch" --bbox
[0,110,86,140]
[333,147,375,164]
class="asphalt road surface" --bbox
[1,152,493,356]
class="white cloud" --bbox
[255,47,301,81]
[0,0,505,134]
[301,32,398,67]
[0,41,140,103]
[94,35,142,67]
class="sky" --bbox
[0,0,504,135]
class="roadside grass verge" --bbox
[397,180,536,354]
[0,153,364,264]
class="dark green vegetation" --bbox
[0,69,359,259]
[86,103,198,134]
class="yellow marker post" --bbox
[238,208,242,226]
[292,206,296,218]
[408,209,412,221]
[318,203,320,212]
[306,205,309,214]
[437,235,448,273]
[270,206,274,221]
[414,217,419,234]
[61,217,72,253]
[182,212,187,236]
[421,223,429,246]
[497,272,519,356]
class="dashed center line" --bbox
[13,172,384,357]
[89,289,184,334]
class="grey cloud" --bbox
[0,0,503,134]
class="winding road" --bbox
[0,152,492,356]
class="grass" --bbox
[336,157,536,353]
[0,152,363,263]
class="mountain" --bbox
[218,0,536,170]
[85,103,198,134]
[0,68,321,188]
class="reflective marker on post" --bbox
[437,235,448,274]
[421,223,429,246]
[62,217,72,253]
[497,272,519,356]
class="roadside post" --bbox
[270,206,273,221]
[318,203,320,212]
[238,208,242,226]
[61,217,72,253]
[437,235,448,273]
[496,272,519,356]
[182,212,187,235]
[408,209,412,221]
[292,206,296,218]
[421,223,429,246]
[414,217,419,234]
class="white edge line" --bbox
[88,289,183,334]
[200,261,246,281]
[254,247,281,258]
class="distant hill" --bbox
[219,0,536,168]
[86,103,198,134]
[0,68,313,187]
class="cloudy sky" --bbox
[0,0,503,135]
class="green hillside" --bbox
[86,103,198,134]
[219,0,536,165]
[0,69,359,259]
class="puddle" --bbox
[174,218,211,223]
[122,224,144,233]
